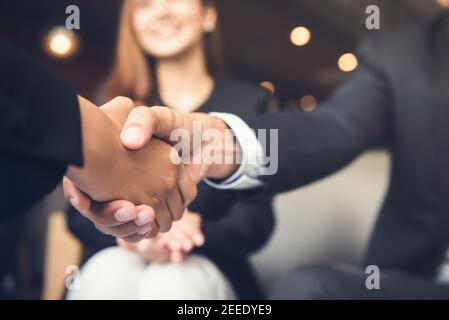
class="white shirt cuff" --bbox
[203,112,264,190]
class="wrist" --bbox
[66,96,122,201]
[202,115,240,180]
[203,112,264,190]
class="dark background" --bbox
[0,0,445,108]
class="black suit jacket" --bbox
[243,14,449,278]
[0,38,82,219]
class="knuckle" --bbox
[172,212,181,222]
[95,212,111,226]
[147,224,159,238]
[146,230,158,239]
[116,228,133,238]
[147,195,160,208]
[134,105,150,116]
[115,96,134,108]
[164,176,177,191]
[160,221,172,233]
[174,210,183,222]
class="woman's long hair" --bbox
[101,0,225,105]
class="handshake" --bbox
[64,96,238,243]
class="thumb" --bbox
[120,106,180,150]
[100,96,135,129]
[63,177,92,215]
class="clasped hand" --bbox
[64,97,198,243]
[65,97,235,242]
[118,211,205,263]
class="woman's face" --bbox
[132,0,216,59]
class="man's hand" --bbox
[156,211,204,263]
[64,178,156,243]
[64,97,197,242]
[65,103,236,243]
[120,107,240,181]
[117,211,205,263]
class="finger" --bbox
[108,221,152,239]
[134,205,156,227]
[121,106,181,150]
[168,225,196,252]
[166,187,184,222]
[95,220,150,238]
[185,163,208,184]
[99,96,135,128]
[178,166,198,207]
[181,213,205,246]
[120,106,156,150]
[184,212,202,226]
[100,96,134,112]
[170,250,185,264]
[180,236,195,252]
[159,229,185,252]
[134,206,157,239]
[177,221,205,247]
[155,200,173,233]
[141,244,171,263]
[121,232,150,244]
[145,221,160,239]
[151,235,167,250]
[85,201,138,228]
[135,238,154,252]
[63,177,91,215]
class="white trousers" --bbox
[67,247,236,300]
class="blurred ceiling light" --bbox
[436,0,449,8]
[45,27,79,58]
[290,26,311,47]
[338,53,358,72]
[260,81,275,94]
[300,95,317,112]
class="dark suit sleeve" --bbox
[243,37,391,194]
[0,38,83,218]
[200,191,275,257]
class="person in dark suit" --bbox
[0,37,82,219]
[68,12,449,299]
[0,37,196,241]
[67,0,273,300]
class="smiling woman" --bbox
[103,0,224,107]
